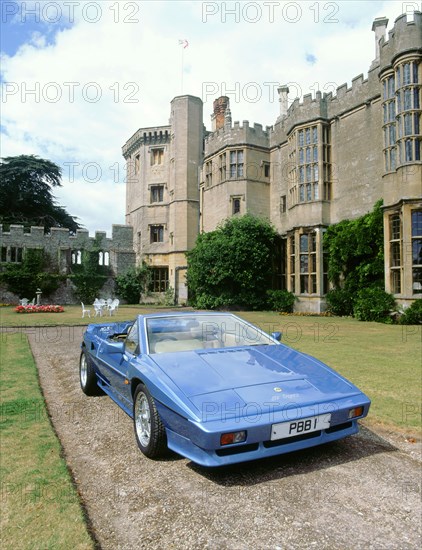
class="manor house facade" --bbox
[123,12,422,311]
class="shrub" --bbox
[194,293,236,310]
[163,286,175,306]
[353,287,396,323]
[399,299,422,325]
[266,290,295,312]
[115,263,151,304]
[71,274,109,304]
[1,249,62,298]
[187,214,279,310]
[325,288,355,316]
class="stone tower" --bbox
[122,95,203,302]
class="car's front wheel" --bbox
[133,384,167,458]
[79,350,103,396]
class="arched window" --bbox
[71,250,82,264]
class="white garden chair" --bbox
[93,303,103,317]
[108,302,117,316]
[19,298,29,306]
[81,302,91,318]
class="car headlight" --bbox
[348,406,364,419]
[220,431,247,446]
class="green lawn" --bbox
[0,303,176,327]
[0,305,420,432]
[0,333,94,549]
[242,312,421,432]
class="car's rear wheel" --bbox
[79,350,103,396]
[133,384,167,458]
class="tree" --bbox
[0,154,80,232]
[186,214,279,310]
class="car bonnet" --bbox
[151,345,358,414]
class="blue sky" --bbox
[1,1,71,56]
[0,0,416,234]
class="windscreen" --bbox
[146,314,276,354]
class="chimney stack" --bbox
[277,86,289,118]
[212,96,230,131]
[371,17,389,61]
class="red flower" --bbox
[15,304,65,314]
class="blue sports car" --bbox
[79,312,370,467]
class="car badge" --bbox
[273,387,282,392]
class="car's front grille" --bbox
[216,443,259,456]
[263,430,321,448]
[325,421,353,433]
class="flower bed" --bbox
[15,305,64,314]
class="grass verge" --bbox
[242,312,421,433]
[0,333,94,549]
[0,304,182,327]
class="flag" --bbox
[178,39,189,49]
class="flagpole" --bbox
[179,39,188,95]
[181,45,184,94]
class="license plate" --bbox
[271,414,331,441]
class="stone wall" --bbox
[0,224,135,304]
[0,224,135,276]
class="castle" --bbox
[123,12,422,311]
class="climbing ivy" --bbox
[70,237,111,302]
[323,200,396,320]
[323,200,385,293]
[1,249,62,298]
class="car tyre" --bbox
[133,383,167,458]
[79,350,104,396]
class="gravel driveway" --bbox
[24,326,421,549]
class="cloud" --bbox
[0,0,416,234]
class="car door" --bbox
[96,322,139,410]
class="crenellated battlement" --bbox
[204,119,270,156]
[0,224,134,251]
[270,12,421,144]
[122,125,171,158]
[379,11,422,73]
[0,224,135,278]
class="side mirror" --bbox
[271,331,282,342]
[102,340,125,354]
